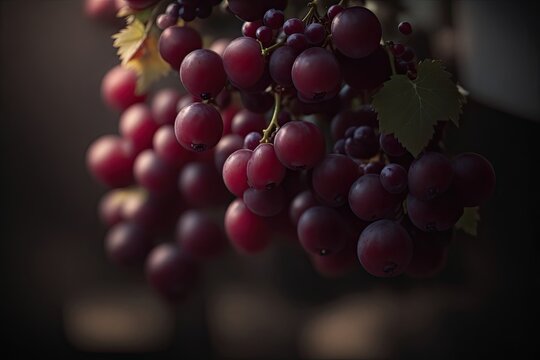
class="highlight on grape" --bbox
[86,0,495,301]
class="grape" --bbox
[330,107,378,141]
[297,206,346,256]
[225,198,271,254]
[331,6,381,58]
[269,46,297,87]
[125,0,158,10]
[179,3,196,21]
[310,235,357,277]
[222,149,252,197]
[157,14,177,30]
[145,243,199,302]
[348,174,402,221]
[158,26,202,71]
[327,4,343,21]
[174,102,223,152]
[256,26,273,47]
[214,134,244,173]
[274,121,326,170]
[231,109,266,137]
[87,135,134,188]
[165,2,179,16]
[357,220,413,277]
[333,139,345,154]
[452,152,496,206]
[380,163,408,194]
[105,222,151,267]
[304,23,325,46]
[292,47,341,101]
[242,20,262,38]
[247,143,286,189]
[398,21,413,35]
[283,18,304,35]
[338,45,391,90]
[151,88,182,126]
[239,91,274,114]
[379,132,406,157]
[122,191,180,235]
[243,132,262,150]
[221,105,239,135]
[406,192,463,232]
[179,162,228,207]
[98,189,127,226]
[363,161,385,174]
[215,89,232,109]
[180,49,226,100]
[286,33,309,53]
[312,154,358,207]
[176,210,227,259]
[401,47,415,62]
[351,126,379,158]
[243,186,285,217]
[263,9,284,29]
[134,149,176,193]
[84,0,121,22]
[289,190,319,225]
[405,226,449,278]
[408,152,454,201]
[101,66,146,111]
[177,93,198,112]
[153,125,193,169]
[223,37,266,89]
[119,103,158,154]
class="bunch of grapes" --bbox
[87,0,496,302]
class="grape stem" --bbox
[260,91,282,143]
[260,40,285,56]
[302,0,320,23]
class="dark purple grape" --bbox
[256,26,273,47]
[179,4,196,21]
[408,152,453,201]
[269,46,297,87]
[327,4,343,20]
[158,26,202,71]
[176,210,227,259]
[398,21,412,35]
[289,190,319,225]
[406,192,463,232]
[331,106,378,141]
[452,152,496,206]
[274,121,326,170]
[263,9,284,29]
[174,102,223,152]
[338,45,391,90]
[214,134,244,173]
[380,163,408,194]
[312,154,358,207]
[180,49,226,100]
[331,6,382,58]
[225,198,270,253]
[239,91,274,114]
[286,33,308,53]
[243,186,285,217]
[357,219,413,277]
[145,243,199,302]
[231,109,266,137]
[292,47,341,101]
[242,20,263,38]
[379,132,406,157]
[244,131,262,150]
[134,149,176,193]
[105,222,151,267]
[348,174,402,221]
[179,162,228,207]
[297,206,346,256]
[364,161,385,174]
[157,14,177,30]
[304,23,325,45]
[283,18,304,35]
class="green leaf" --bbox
[373,60,464,157]
[455,207,479,236]
[112,19,146,65]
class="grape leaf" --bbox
[112,19,146,65]
[373,60,464,157]
[125,31,170,94]
[455,207,479,236]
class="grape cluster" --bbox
[88,0,496,301]
[157,0,223,29]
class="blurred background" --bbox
[1,0,538,358]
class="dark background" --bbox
[1,0,539,358]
